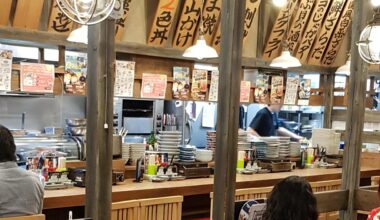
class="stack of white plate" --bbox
[278,136,291,158]
[252,140,267,159]
[121,144,130,163]
[260,137,280,159]
[129,143,146,165]
[179,145,196,162]
[157,131,182,162]
[238,131,251,151]
[290,142,301,157]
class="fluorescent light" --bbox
[183,36,218,60]
[67,25,88,44]
[335,56,351,76]
[273,0,287,7]
[269,50,301,68]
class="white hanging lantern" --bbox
[357,8,380,64]
[56,0,116,25]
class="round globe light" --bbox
[273,0,287,7]
[357,10,380,64]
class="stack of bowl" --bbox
[66,118,86,136]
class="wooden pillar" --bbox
[58,45,65,67]
[323,73,334,128]
[213,0,246,219]
[340,0,369,219]
[38,48,44,63]
[85,19,115,220]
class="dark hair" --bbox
[0,125,17,162]
[263,176,319,220]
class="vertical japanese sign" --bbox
[20,63,55,93]
[115,0,132,41]
[148,0,180,47]
[141,73,167,99]
[270,76,284,104]
[308,0,346,65]
[173,66,190,99]
[115,60,135,97]
[262,0,298,60]
[287,0,316,53]
[284,73,300,105]
[296,0,332,63]
[0,50,12,92]
[322,0,353,65]
[64,52,87,95]
[47,1,74,34]
[195,0,222,45]
[212,0,261,52]
[208,70,219,102]
[191,69,208,101]
[173,0,202,49]
[254,74,269,103]
[298,79,311,106]
[240,81,251,103]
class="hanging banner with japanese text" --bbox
[173,66,190,99]
[208,70,219,102]
[115,60,135,97]
[0,50,12,92]
[283,73,299,105]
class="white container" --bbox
[195,149,213,162]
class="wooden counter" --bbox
[43,166,380,210]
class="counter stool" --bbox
[0,214,45,220]
[111,200,140,220]
[310,180,341,220]
[139,196,183,220]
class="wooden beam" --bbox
[323,73,334,128]
[340,0,369,218]
[0,0,13,26]
[355,189,380,212]
[295,0,332,63]
[315,190,348,213]
[213,0,246,219]
[321,0,354,66]
[308,0,347,65]
[332,110,380,123]
[262,0,298,61]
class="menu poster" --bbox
[64,52,87,95]
[283,73,299,105]
[141,73,167,99]
[0,50,12,91]
[254,74,269,103]
[191,69,208,101]
[172,66,190,100]
[20,63,55,93]
[240,81,251,103]
[115,60,135,97]
[208,70,219,102]
[298,79,311,106]
[270,76,284,104]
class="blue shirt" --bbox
[0,162,44,217]
[249,107,279,136]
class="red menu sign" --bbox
[20,63,55,93]
[240,81,251,103]
[141,73,167,99]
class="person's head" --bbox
[263,176,318,220]
[0,125,16,162]
[268,104,283,113]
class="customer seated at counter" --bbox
[248,104,303,141]
[263,176,318,220]
[0,125,44,217]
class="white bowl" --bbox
[195,149,213,162]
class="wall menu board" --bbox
[270,76,283,104]
[0,50,12,91]
[20,63,55,93]
[254,74,269,103]
[173,66,190,100]
[115,60,135,97]
[298,79,311,106]
[64,52,87,95]
[283,73,300,105]
[209,70,219,102]
[191,69,208,101]
[240,81,251,103]
[141,73,167,99]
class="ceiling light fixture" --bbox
[335,55,351,76]
[56,0,116,25]
[273,0,287,7]
[67,25,88,44]
[357,8,380,64]
[269,1,301,69]
[372,0,380,7]
[182,0,218,60]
